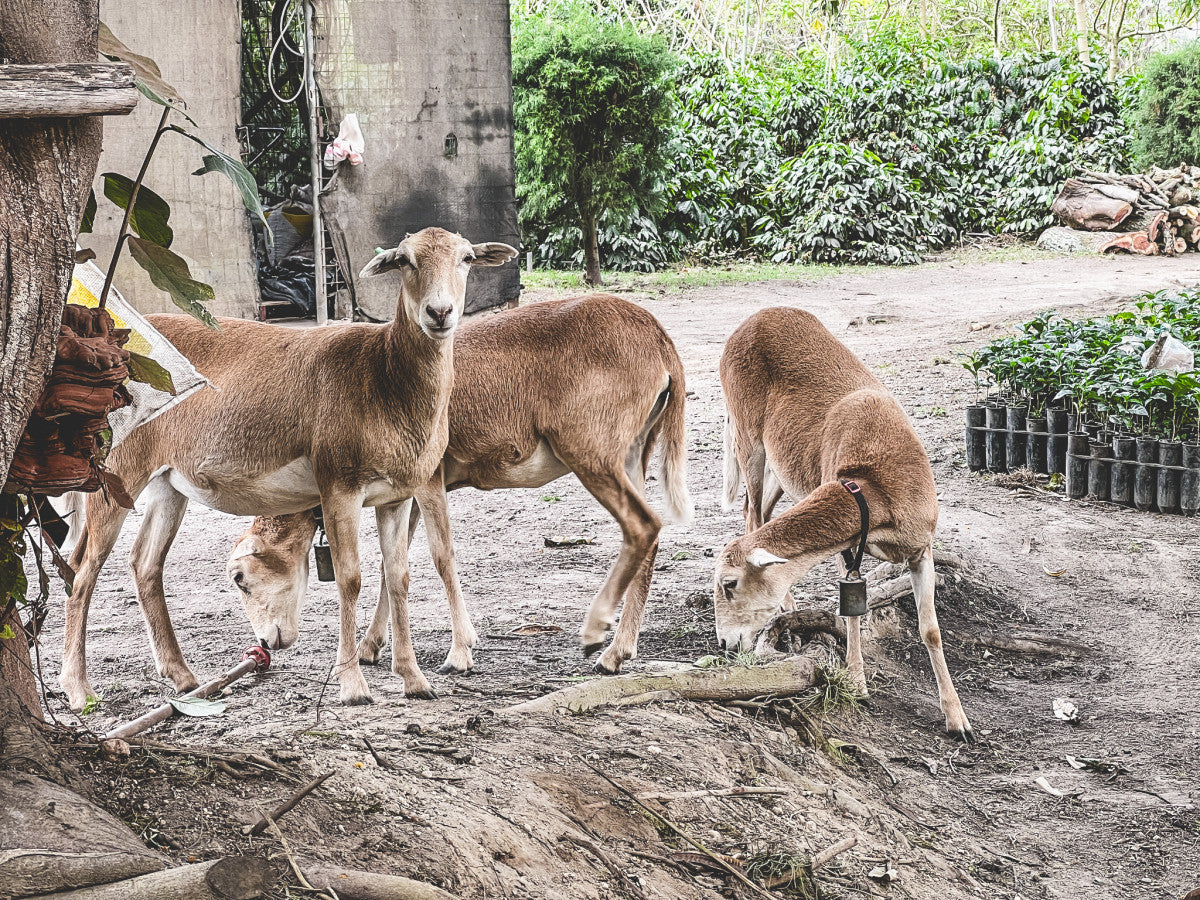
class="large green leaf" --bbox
[171,127,269,233]
[80,189,97,234]
[98,22,182,104]
[126,237,220,330]
[102,173,173,248]
[127,351,177,395]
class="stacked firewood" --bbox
[5,305,134,505]
[1050,165,1200,256]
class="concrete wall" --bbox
[83,1,259,320]
[315,0,520,318]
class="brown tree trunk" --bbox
[0,0,102,775]
[0,1,103,490]
[581,209,602,286]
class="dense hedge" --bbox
[1132,42,1200,169]
[524,38,1133,269]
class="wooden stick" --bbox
[246,772,333,836]
[634,786,787,802]
[810,836,857,870]
[105,648,270,741]
[582,760,777,900]
[0,63,137,118]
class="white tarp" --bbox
[68,256,209,445]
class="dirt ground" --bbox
[37,249,1200,900]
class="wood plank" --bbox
[0,63,137,118]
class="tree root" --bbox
[504,640,840,716]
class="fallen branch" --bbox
[503,645,836,716]
[302,862,462,900]
[634,786,787,803]
[245,771,333,836]
[26,857,274,900]
[582,760,776,900]
[968,631,1091,656]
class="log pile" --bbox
[1050,166,1200,257]
[4,305,134,505]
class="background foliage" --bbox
[1132,41,1200,167]
[514,1,1198,275]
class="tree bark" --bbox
[0,773,170,897]
[0,1,104,491]
[580,208,602,286]
[0,604,41,719]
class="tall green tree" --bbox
[1133,42,1200,167]
[513,7,675,284]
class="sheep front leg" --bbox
[320,492,372,705]
[376,499,436,699]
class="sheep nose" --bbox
[259,636,271,650]
[428,306,452,327]
[718,638,727,651]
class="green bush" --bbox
[512,6,676,283]
[1132,42,1200,168]
[517,32,1133,270]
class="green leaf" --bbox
[102,173,173,248]
[127,351,177,395]
[167,696,227,717]
[80,189,97,234]
[126,237,219,330]
[98,22,184,105]
[171,127,269,233]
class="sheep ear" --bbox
[746,548,787,568]
[229,536,263,562]
[469,242,518,267]
[360,246,412,278]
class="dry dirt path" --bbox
[43,251,1200,900]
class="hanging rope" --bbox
[268,0,307,105]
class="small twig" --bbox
[261,810,335,899]
[634,786,787,802]
[362,735,392,769]
[247,771,333,836]
[582,759,776,899]
[810,836,856,871]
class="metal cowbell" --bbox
[838,575,868,617]
[314,532,335,582]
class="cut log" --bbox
[0,64,137,119]
[1088,182,1141,204]
[1052,178,1133,230]
[25,857,275,900]
[302,862,461,900]
[0,774,169,898]
[1036,226,1126,254]
[1100,232,1159,256]
[503,646,837,716]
